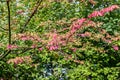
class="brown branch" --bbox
[7,0,11,45]
[20,0,43,33]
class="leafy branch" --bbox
[0,0,43,60]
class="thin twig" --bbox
[20,0,43,33]
[0,50,11,60]
[0,27,8,31]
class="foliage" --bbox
[0,0,120,80]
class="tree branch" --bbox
[7,0,11,45]
[20,0,43,33]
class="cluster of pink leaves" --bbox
[7,5,119,51]
[7,56,31,65]
[46,32,67,50]
[88,5,119,18]
[7,44,18,50]
[17,33,41,42]
[112,45,119,51]
[7,33,42,51]
[70,18,86,34]
[7,57,24,65]
[46,32,59,50]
